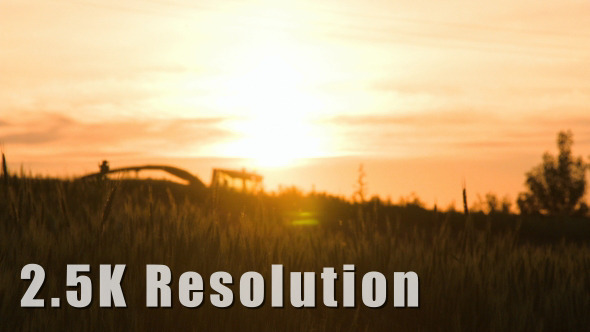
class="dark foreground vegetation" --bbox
[1,175,590,331]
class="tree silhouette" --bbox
[517,130,588,216]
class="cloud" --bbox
[329,110,590,130]
[371,81,465,97]
[328,109,499,126]
[324,111,590,157]
[0,112,235,158]
[0,130,61,145]
[0,112,72,144]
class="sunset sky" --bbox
[1,0,590,207]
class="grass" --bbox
[1,175,590,331]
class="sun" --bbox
[224,117,326,168]
[213,41,332,168]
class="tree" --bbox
[517,130,588,216]
[484,193,512,214]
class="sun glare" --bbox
[213,40,332,168]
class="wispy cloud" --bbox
[0,112,234,159]
[326,111,590,157]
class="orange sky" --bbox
[1,0,590,207]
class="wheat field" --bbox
[1,176,590,331]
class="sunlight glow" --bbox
[212,39,333,168]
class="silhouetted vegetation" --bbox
[1,170,590,331]
[518,130,588,216]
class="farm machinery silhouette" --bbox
[80,160,263,197]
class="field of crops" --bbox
[2,176,590,331]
